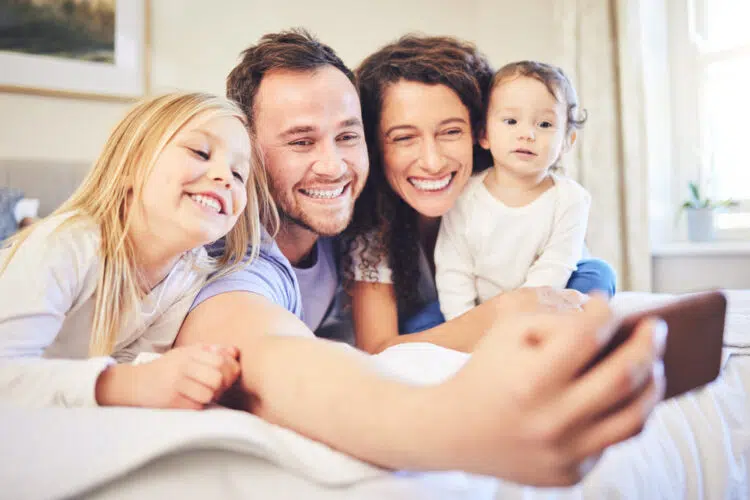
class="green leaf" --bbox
[689,182,701,203]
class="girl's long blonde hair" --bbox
[1,92,278,356]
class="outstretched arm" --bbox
[176,291,442,468]
[176,291,665,485]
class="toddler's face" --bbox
[481,76,571,178]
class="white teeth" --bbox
[409,174,452,191]
[301,186,345,199]
[190,194,221,213]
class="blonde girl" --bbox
[0,92,276,409]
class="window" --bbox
[670,0,750,236]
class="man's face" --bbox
[254,66,369,236]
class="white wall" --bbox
[7,0,735,293]
[653,254,750,293]
[0,0,569,164]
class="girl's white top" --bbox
[0,212,210,407]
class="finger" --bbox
[203,343,240,360]
[217,355,241,391]
[184,362,223,392]
[490,308,606,399]
[218,345,240,360]
[554,318,666,429]
[189,346,226,368]
[534,296,616,382]
[176,375,216,406]
[536,287,573,311]
[570,361,665,460]
[561,289,587,307]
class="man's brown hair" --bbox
[226,28,355,133]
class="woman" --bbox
[344,35,615,353]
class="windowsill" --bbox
[652,240,750,257]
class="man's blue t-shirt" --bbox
[191,236,353,343]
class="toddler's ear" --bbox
[478,132,491,151]
[564,130,578,151]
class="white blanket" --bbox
[1,291,749,500]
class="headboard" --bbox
[0,159,91,216]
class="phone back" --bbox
[589,291,726,399]
[660,291,726,398]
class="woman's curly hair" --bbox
[342,35,494,315]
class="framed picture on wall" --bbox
[0,0,149,100]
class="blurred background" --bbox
[1,0,749,293]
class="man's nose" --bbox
[311,140,347,178]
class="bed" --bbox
[1,290,749,500]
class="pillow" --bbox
[14,198,40,224]
[0,187,24,241]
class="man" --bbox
[175,29,664,486]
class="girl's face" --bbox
[379,81,474,219]
[481,76,571,177]
[139,112,251,251]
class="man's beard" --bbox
[278,207,353,237]
[274,189,354,237]
[269,172,357,237]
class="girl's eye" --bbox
[190,148,210,160]
[503,118,517,125]
[232,171,244,182]
[539,121,554,128]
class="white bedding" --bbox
[2,291,749,500]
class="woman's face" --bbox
[379,81,474,218]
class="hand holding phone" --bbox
[586,291,726,399]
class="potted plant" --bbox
[681,181,737,242]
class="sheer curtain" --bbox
[557,0,653,291]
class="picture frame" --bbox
[0,0,149,101]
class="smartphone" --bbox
[586,291,726,399]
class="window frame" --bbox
[668,0,750,239]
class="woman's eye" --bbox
[232,171,244,182]
[393,135,415,143]
[442,128,464,139]
[502,118,517,125]
[539,121,554,129]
